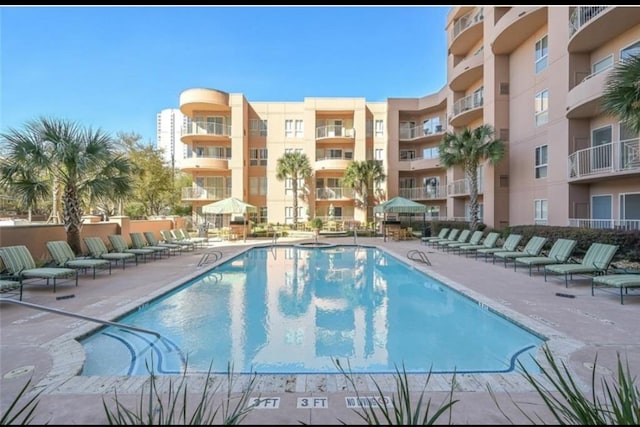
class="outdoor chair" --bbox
[130,232,170,258]
[84,237,138,270]
[544,243,619,288]
[456,232,500,258]
[143,231,183,256]
[476,234,523,262]
[591,273,640,304]
[0,245,78,299]
[435,229,471,252]
[448,230,483,254]
[421,228,450,246]
[46,240,112,279]
[160,230,195,251]
[493,236,548,267]
[108,235,156,263]
[513,238,577,276]
[427,228,460,248]
[174,228,207,248]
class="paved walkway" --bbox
[1,235,639,424]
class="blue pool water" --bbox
[80,245,545,376]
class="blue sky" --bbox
[1,6,449,145]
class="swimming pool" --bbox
[80,245,546,376]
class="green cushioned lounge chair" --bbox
[493,236,548,267]
[0,276,21,300]
[544,243,619,288]
[448,230,484,254]
[429,229,461,248]
[130,232,170,258]
[108,235,156,263]
[476,234,522,262]
[143,232,183,256]
[46,240,112,279]
[0,245,78,299]
[177,228,207,248]
[592,273,640,304]
[436,229,471,252]
[457,232,500,258]
[421,228,450,246]
[160,230,196,251]
[84,237,137,270]
[513,238,577,276]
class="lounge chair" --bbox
[46,240,112,279]
[436,229,471,252]
[143,231,183,256]
[493,236,548,267]
[448,230,483,254]
[84,237,138,270]
[513,238,577,276]
[130,232,170,258]
[160,230,195,251]
[544,243,619,288]
[108,235,156,263]
[430,229,461,249]
[592,273,640,304]
[177,228,208,248]
[0,245,78,299]
[0,279,21,299]
[456,232,500,258]
[476,234,523,262]
[421,228,450,246]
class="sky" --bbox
[1,6,449,145]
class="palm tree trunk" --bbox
[63,185,84,254]
[467,166,479,231]
[292,179,299,230]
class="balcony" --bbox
[315,125,355,141]
[447,178,484,197]
[399,123,444,141]
[569,7,640,53]
[397,156,440,171]
[182,187,230,201]
[568,138,640,182]
[181,156,229,173]
[566,66,612,119]
[315,187,355,200]
[491,7,547,55]
[568,218,640,231]
[398,186,447,201]
[449,91,483,127]
[449,52,483,92]
[450,8,484,56]
[179,88,231,116]
[315,156,352,171]
[182,121,232,144]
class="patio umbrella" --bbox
[373,196,428,242]
[202,197,257,242]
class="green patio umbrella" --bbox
[202,197,257,242]
[373,196,428,241]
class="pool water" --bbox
[80,245,545,376]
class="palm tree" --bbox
[438,124,505,231]
[275,151,312,229]
[0,117,133,254]
[342,160,386,226]
[601,54,640,133]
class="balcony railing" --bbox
[399,123,444,140]
[315,125,355,139]
[182,121,232,137]
[568,138,640,179]
[398,186,447,200]
[182,187,230,200]
[568,218,640,231]
[453,7,484,39]
[452,90,484,117]
[569,6,607,37]
[447,177,484,196]
[315,187,355,200]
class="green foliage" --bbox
[342,160,386,225]
[103,361,259,425]
[333,359,457,425]
[0,378,43,425]
[275,152,312,228]
[602,54,640,133]
[310,217,323,230]
[491,345,640,425]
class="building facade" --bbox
[177,6,640,231]
[156,108,188,172]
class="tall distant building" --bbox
[156,108,188,171]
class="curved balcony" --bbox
[449,8,484,56]
[397,157,440,172]
[180,157,229,173]
[491,7,547,55]
[315,125,356,142]
[181,121,232,144]
[398,123,445,142]
[181,186,230,202]
[566,67,612,119]
[179,88,231,116]
[569,7,640,53]
[449,52,483,92]
[315,157,351,171]
[449,91,483,127]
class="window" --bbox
[535,35,548,73]
[249,177,267,196]
[285,120,293,138]
[592,55,613,75]
[249,207,268,224]
[535,145,548,178]
[375,119,384,137]
[592,126,612,170]
[423,147,439,159]
[249,119,267,137]
[399,150,416,160]
[284,178,305,193]
[295,120,304,138]
[535,89,549,126]
[284,206,305,224]
[534,199,548,225]
[375,148,384,161]
[284,148,303,155]
[249,149,267,166]
[621,40,640,62]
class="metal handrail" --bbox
[0,298,160,337]
[197,250,223,267]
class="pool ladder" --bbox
[407,250,432,266]
[197,250,223,268]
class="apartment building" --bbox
[157,108,188,172]
[178,6,640,230]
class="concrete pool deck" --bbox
[1,235,639,424]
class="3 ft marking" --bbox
[297,397,328,408]
[250,397,280,409]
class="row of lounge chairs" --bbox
[0,229,207,301]
[422,227,638,304]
